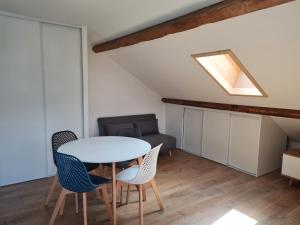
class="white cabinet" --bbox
[228,114,261,174]
[228,114,287,176]
[282,151,300,181]
[0,15,86,185]
[166,104,287,177]
[166,104,183,148]
[183,108,203,156]
[202,110,230,165]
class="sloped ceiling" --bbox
[106,1,300,141]
[0,0,222,43]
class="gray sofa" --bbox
[97,114,176,155]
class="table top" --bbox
[58,136,151,163]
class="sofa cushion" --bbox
[105,123,134,136]
[117,127,142,138]
[98,114,156,136]
[135,119,159,136]
[140,134,176,154]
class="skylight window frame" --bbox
[191,49,267,97]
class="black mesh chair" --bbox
[45,130,99,207]
[49,152,112,225]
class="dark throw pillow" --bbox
[105,123,134,136]
[117,127,142,138]
[135,119,159,136]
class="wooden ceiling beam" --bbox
[162,98,300,119]
[93,0,294,53]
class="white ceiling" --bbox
[0,0,222,43]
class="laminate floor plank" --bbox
[1,150,300,225]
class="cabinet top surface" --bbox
[283,150,300,158]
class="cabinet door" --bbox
[183,108,203,156]
[228,114,261,175]
[0,16,46,185]
[202,110,230,165]
[42,23,84,175]
[166,104,183,148]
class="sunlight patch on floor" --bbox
[211,209,257,225]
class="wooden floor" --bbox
[2,150,300,225]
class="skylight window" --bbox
[192,50,267,97]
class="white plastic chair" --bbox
[116,144,164,225]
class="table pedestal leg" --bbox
[112,162,117,225]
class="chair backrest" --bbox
[54,152,96,193]
[52,130,78,152]
[131,144,162,184]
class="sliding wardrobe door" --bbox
[183,108,203,156]
[166,104,184,148]
[42,23,84,175]
[0,16,46,185]
[202,110,230,165]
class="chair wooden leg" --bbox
[45,174,58,207]
[120,184,123,204]
[126,184,131,204]
[95,189,101,200]
[137,157,147,202]
[97,164,103,176]
[169,150,172,157]
[49,189,67,225]
[100,186,113,221]
[59,195,66,216]
[135,184,147,201]
[142,186,147,202]
[116,181,120,203]
[103,166,109,177]
[150,179,164,210]
[83,193,88,225]
[139,184,144,225]
[75,193,79,214]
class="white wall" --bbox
[88,49,165,136]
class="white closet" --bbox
[0,16,47,185]
[228,114,261,174]
[166,104,287,177]
[42,23,84,175]
[183,108,203,156]
[166,104,184,148]
[228,114,287,176]
[0,15,87,186]
[202,110,230,165]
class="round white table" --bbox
[58,136,151,225]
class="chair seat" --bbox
[84,163,99,172]
[116,165,140,183]
[89,174,110,186]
